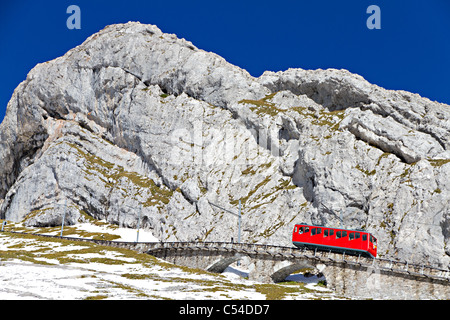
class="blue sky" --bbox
[1,0,449,123]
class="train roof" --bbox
[294,222,373,235]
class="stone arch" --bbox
[270,260,316,283]
[206,253,244,273]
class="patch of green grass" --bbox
[231,175,271,206]
[258,220,285,238]
[428,159,450,167]
[292,106,345,131]
[355,164,376,176]
[61,226,121,241]
[239,93,280,116]
[84,295,109,300]
[254,282,315,300]
[121,273,153,280]
[0,249,54,265]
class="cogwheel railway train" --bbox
[292,223,377,258]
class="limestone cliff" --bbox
[1,22,449,268]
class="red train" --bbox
[292,223,377,258]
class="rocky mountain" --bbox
[1,22,449,268]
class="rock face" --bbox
[1,22,449,268]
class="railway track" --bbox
[3,230,450,283]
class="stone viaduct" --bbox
[4,232,450,299]
[143,241,450,300]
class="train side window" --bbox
[312,228,316,235]
[362,234,367,241]
[330,229,334,236]
[305,227,310,233]
[336,231,341,239]
[324,229,329,237]
[317,228,322,234]
[299,227,305,234]
[349,232,355,240]
[356,233,360,239]
[342,231,347,238]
